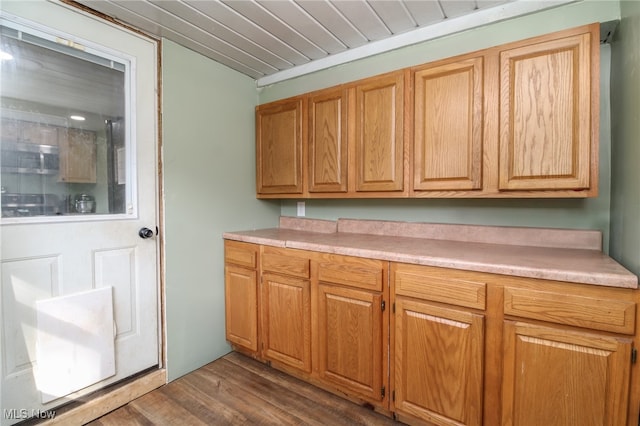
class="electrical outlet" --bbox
[297,201,305,217]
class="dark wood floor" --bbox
[88,352,400,425]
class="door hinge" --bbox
[632,348,637,364]
[381,386,385,398]
[392,390,395,402]
[381,300,386,311]
[392,302,396,314]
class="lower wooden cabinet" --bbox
[391,263,486,426]
[499,276,638,426]
[317,283,384,401]
[394,298,484,426]
[224,241,259,354]
[261,272,312,373]
[260,246,312,372]
[502,321,632,426]
[223,241,640,425]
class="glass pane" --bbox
[0,20,130,219]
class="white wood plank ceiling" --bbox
[75,0,575,85]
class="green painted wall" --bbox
[610,1,640,276]
[162,40,280,381]
[263,1,617,252]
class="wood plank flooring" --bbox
[88,352,400,425]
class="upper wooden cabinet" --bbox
[58,128,97,183]
[308,88,348,193]
[256,97,304,195]
[498,30,596,191]
[1,119,96,183]
[354,72,405,193]
[412,56,483,191]
[255,23,599,199]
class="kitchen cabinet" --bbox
[257,72,405,198]
[58,127,97,183]
[260,246,312,373]
[500,278,637,426]
[255,23,599,199]
[256,97,304,195]
[1,119,96,183]
[224,240,259,355]
[224,219,639,424]
[391,263,485,426]
[1,119,60,176]
[308,88,348,193]
[316,254,388,404]
[1,118,59,147]
[224,242,389,410]
[19,121,60,146]
[412,56,483,191]
[502,321,631,426]
[498,28,597,192]
[354,71,406,193]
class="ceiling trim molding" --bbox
[256,0,578,87]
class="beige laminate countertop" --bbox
[223,217,638,289]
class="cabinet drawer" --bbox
[504,286,636,335]
[262,247,310,279]
[317,255,384,292]
[224,241,257,269]
[392,263,486,310]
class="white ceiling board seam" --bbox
[106,0,278,78]
[287,0,348,50]
[324,0,370,43]
[436,0,448,19]
[246,0,322,59]
[134,0,282,73]
[193,0,300,67]
[102,0,271,75]
[248,1,320,59]
[364,0,393,38]
[153,19,268,77]
[256,0,577,87]
[399,0,419,28]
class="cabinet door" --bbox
[413,57,483,191]
[256,98,304,194]
[20,121,59,146]
[499,31,594,191]
[309,88,348,193]
[317,283,384,401]
[262,273,311,372]
[58,128,97,183]
[394,297,484,426]
[224,264,258,352]
[502,321,632,426]
[355,72,405,192]
[1,118,19,142]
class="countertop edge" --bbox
[223,231,638,290]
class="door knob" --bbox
[138,227,154,239]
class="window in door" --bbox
[0,19,134,221]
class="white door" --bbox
[0,2,159,424]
